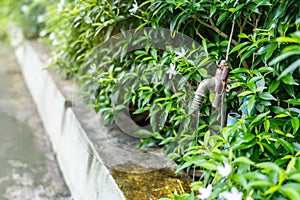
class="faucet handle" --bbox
[219,60,227,66]
[219,60,229,81]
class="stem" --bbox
[196,18,249,68]
[237,16,247,43]
[226,21,235,61]
[252,14,260,67]
[196,18,239,46]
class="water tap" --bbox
[191,60,229,110]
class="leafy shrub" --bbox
[45,0,300,199]
[0,0,56,38]
[46,0,141,78]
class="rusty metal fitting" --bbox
[219,60,229,81]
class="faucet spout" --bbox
[191,60,229,110]
[191,78,216,110]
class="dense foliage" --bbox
[0,0,55,38]
[3,0,300,199]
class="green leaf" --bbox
[166,0,176,5]
[133,107,150,114]
[230,42,251,54]
[238,90,253,97]
[228,7,235,12]
[258,67,274,73]
[255,86,266,93]
[248,181,273,187]
[233,156,255,165]
[277,59,300,80]
[142,93,152,106]
[276,36,300,44]
[160,111,168,127]
[264,185,280,195]
[256,162,281,173]
[159,137,174,145]
[283,85,295,98]
[204,130,210,146]
[232,174,247,188]
[264,43,277,60]
[216,12,227,26]
[271,106,289,115]
[280,74,299,85]
[139,86,152,91]
[135,129,152,137]
[230,82,244,90]
[238,33,249,39]
[262,142,275,155]
[275,114,290,118]
[210,6,217,17]
[280,184,300,200]
[268,80,280,93]
[197,161,217,170]
[264,119,270,132]
[259,92,277,101]
[288,173,300,182]
[291,117,300,134]
[279,138,294,154]
[284,99,300,105]
[286,157,296,173]
[175,161,193,173]
[152,132,164,140]
[241,48,256,62]
[250,111,270,126]
[269,51,300,65]
[248,76,262,85]
[114,104,126,111]
[230,68,249,74]
[198,68,208,77]
[255,0,272,6]
[235,3,245,12]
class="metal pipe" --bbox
[191,60,229,133]
[192,60,229,110]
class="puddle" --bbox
[111,163,191,200]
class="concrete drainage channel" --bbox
[9,29,191,200]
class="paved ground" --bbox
[0,40,71,200]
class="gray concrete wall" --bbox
[10,28,126,200]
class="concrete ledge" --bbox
[9,27,190,200]
[10,28,126,199]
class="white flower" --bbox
[129,0,138,14]
[50,32,59,46]
[166,63,177,79]
[219,187,243,200]
[21,5,29,13]
[57,0,65,12]
[49,32,55,40]
[88,64,97,74]
[197,184,212,200]
[37,15,44,23]
[52,39,59,46]
[217,162,232,178]
[39,30,47,37]
[174,47,187,60]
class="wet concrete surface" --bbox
[0,40,71,200]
